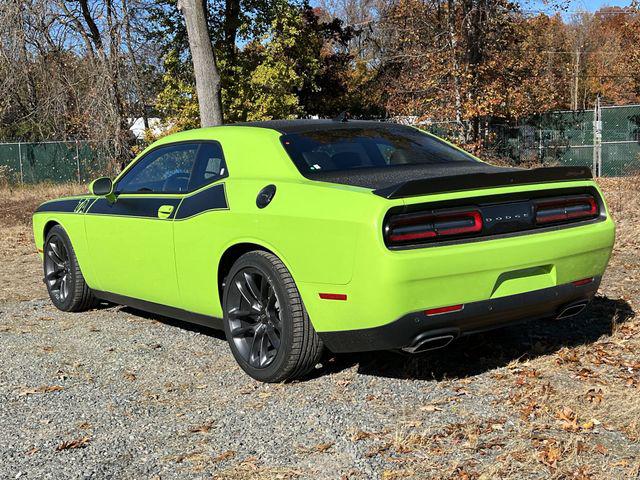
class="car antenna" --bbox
[332,111,349,123]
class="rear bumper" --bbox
[318,277,600,353]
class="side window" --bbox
[188,142,228,191]
[116,144,199,194]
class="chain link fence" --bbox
[497,103,640,176]
[1,105,639,185]
[424,104,640,177]
[0,140,117,185]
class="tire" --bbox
[222,250,324,382]
[43,225,97,312]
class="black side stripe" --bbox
[88,196,181,219]
[36,184,228,219]
[175,183,228,219]
[35,197,92,213]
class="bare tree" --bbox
[177,0,223,126]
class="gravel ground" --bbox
[2,293,639,479]
[2,179,640,479]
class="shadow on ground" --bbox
[323,295,635,381]
[115,295,634,382]
[117,305,227,341]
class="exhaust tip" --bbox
[402,334,455,354]
[556,302,588,320]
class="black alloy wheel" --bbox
[226,267,282,368]
[222,251,324,383]
[43,225,97,312]
[44,234,72,304]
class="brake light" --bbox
[534,195,598,225]
[386,209,482,245]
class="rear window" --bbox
[281,125,479,174]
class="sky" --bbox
[521,0,634,14]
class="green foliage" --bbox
[155,50,201,133]
[226,4,308,121]
[152,1,361,131]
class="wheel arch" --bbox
[43,219,61,240]
[217,240,298,307]
[217,242,274,302]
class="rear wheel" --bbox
[222,251,323,382]
[43,225,97,312]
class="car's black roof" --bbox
[233,119,397,134]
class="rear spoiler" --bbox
[373,166,593,199]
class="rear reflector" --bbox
[386,209,482,245]
[534,195,598,225]
[572,277,594,286]
[425,304,464,316]
[319,293,347,301]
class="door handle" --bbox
[157,205,175,219]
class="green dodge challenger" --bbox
[33,120,615,382]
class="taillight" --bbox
[534,195,598,225]
[386,208,482,245]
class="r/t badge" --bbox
[74,198,91,214]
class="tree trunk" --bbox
[178,0,223,126]
[223,0,241,60]
[572,48,581,111]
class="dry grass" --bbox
[0,182,86,302]
[0,182,86,227]
[1,178,639,478]
[598,176,640,254]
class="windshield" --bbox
[281,124,479,174]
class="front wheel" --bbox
[222,251,323,383]
[43,225,97,312]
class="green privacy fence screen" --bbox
[491,104,640,176]
[0,141,116,184]
[1,106,639,185]
[424,104,640,177]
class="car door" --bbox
[84,142,200,307]
[172,141,230,316]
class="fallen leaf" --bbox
[56,436,90,451]
[539,444,562,468]
[19,385,64,396]
[189,421,214,433]
[585,388,603,405]
[595,444,608,455]
[314,442,334,453]
[420,404,443,413]
[366,442,390,458]
[556,407,580,432]
[351,430,372,442]
[581,420,595,430]
[212,450,235,463]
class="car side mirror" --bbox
[89,177,113,196]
